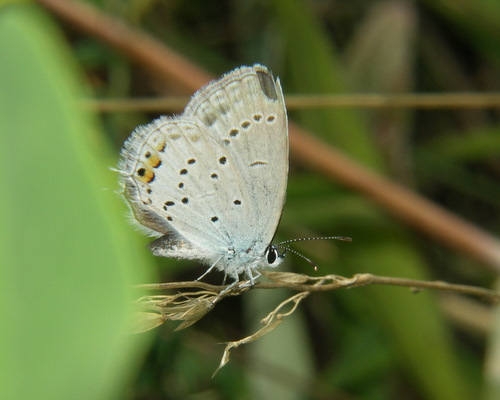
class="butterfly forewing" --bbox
[184,65,288,252]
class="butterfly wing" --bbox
[184,65,289,253]
[119,65,288,270]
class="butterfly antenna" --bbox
[278,236,352,246]
[276,246,319,271]
[277,236,352,272]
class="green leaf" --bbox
[0,5,154,400]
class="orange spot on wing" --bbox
[157,142,166,152]
[137,167,155,183]
[148,154,162,168]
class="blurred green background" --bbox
[1,0,500,399]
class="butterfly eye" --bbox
[266,245,280,265]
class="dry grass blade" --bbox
[130,272,499,370]
[212,291,310,377]
[261,271,311,284]
[131,290,219,333]
[128,312,166,334]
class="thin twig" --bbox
[138,281,226,292]
[84,93,500,113]
[137,272,500,302]
[134,272,499,371]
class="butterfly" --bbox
[118,64,349,285]
[118,65,288,284]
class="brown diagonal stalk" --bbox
[289,125,500,271]
[36,0,212,91]
[38,0,500,272]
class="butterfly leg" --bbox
[211,271,241,304]
[196,255,223,281]
[245,267,261,285]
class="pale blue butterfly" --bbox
[118,64,348,284]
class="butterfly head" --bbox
[224,243,284,274]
